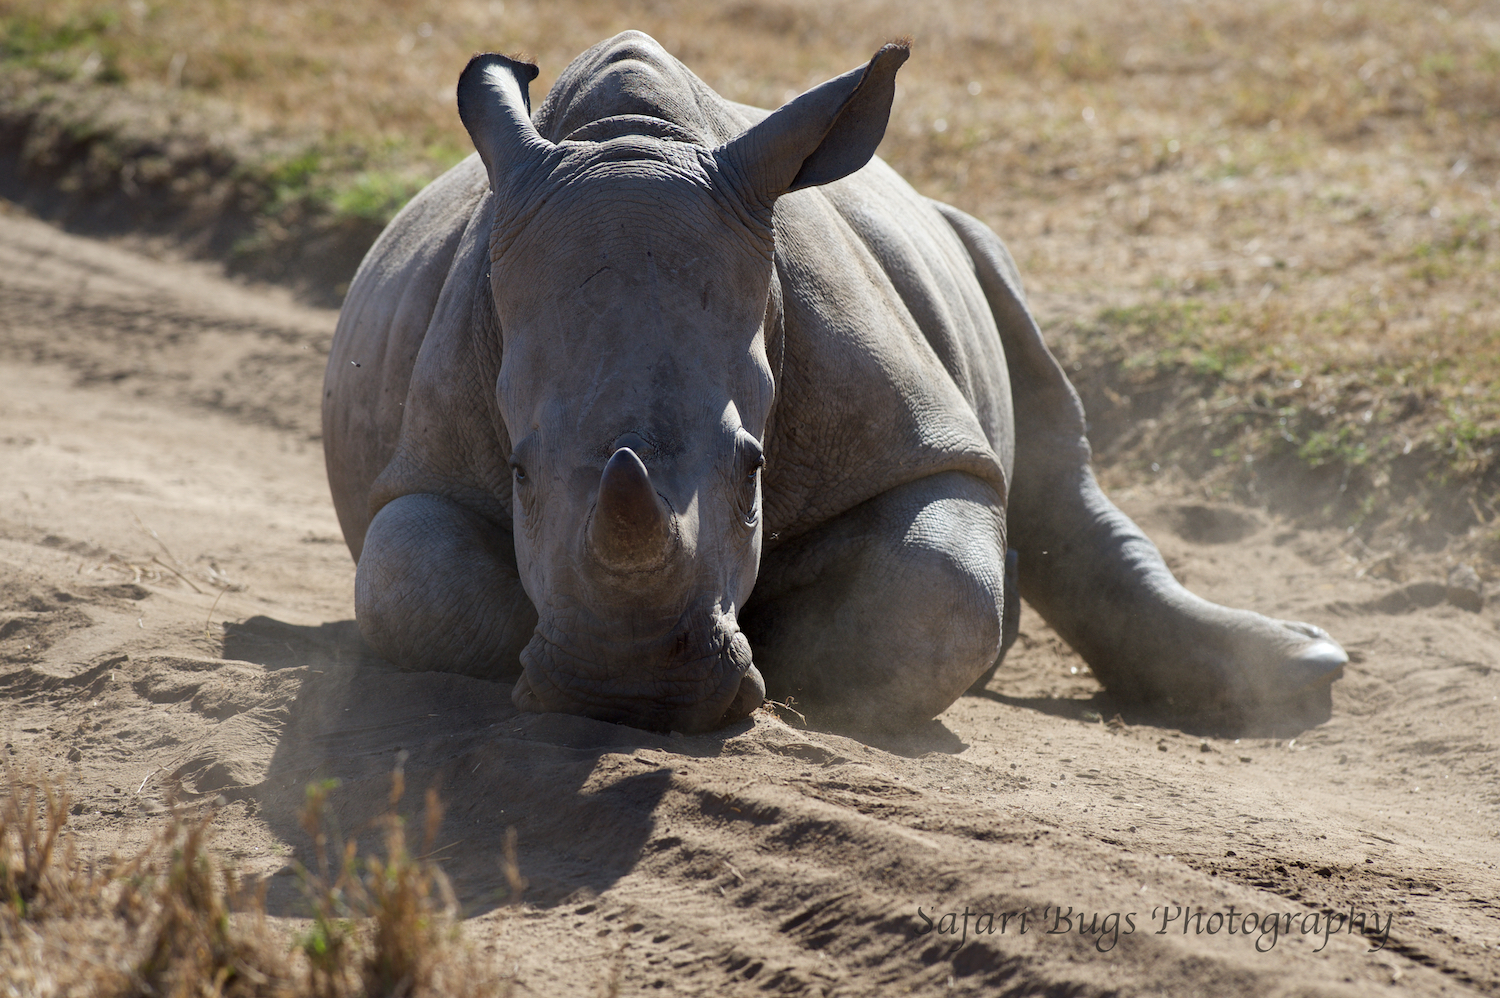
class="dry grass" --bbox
[291,767,504,998]
[0,763,511,998]
[115,810,295,997]
[0,764,95,923]
[0,0,1497,559]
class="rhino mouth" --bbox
[512,616,763,733]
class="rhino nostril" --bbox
[511,671,546,713]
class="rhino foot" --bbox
[1134,608,1348,718]
[1267,619,1348,693]
[1009,472,1347,722]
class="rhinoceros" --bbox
[322,32,1345,734]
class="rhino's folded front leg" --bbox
[743,471,1009,734]
[355,493,537,679]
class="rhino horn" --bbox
[457,52,553,197]
[589,448,675,570]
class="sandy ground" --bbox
[1,208,1498,996]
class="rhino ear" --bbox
[457,53,553,195]
[717,41,909,205]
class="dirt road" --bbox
[2,208,1497,995]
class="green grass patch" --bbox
[0,10,125,83]
[0,10,116,62]
[328,170,432,224]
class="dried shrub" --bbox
[0,761,511,998]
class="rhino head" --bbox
[455,38,908,733]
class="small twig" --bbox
[418,839,464,862]
[151,555,205,595]
[137,769,156,794]
[203,586,229,642]
[131,509,186,568]
[763,699,806,726]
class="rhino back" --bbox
[322,155,491,559]
[534,31,760,145]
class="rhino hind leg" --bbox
[356,493,537,678]
[742,471,1007,734]
[934,199,1345,718]
[1012,465,1347,717]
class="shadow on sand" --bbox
[219,613,1333,919]
[970,683,1335,741]
[223,615,740,918]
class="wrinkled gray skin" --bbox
[323,32,1346,735]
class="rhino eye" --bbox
[510,461,527,483]
[741,454,764,523]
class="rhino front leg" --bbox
[356,493,537,679]
[1011,464,1346,715]
[742,472,1008,733]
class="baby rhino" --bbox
[322,32,1345,734]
